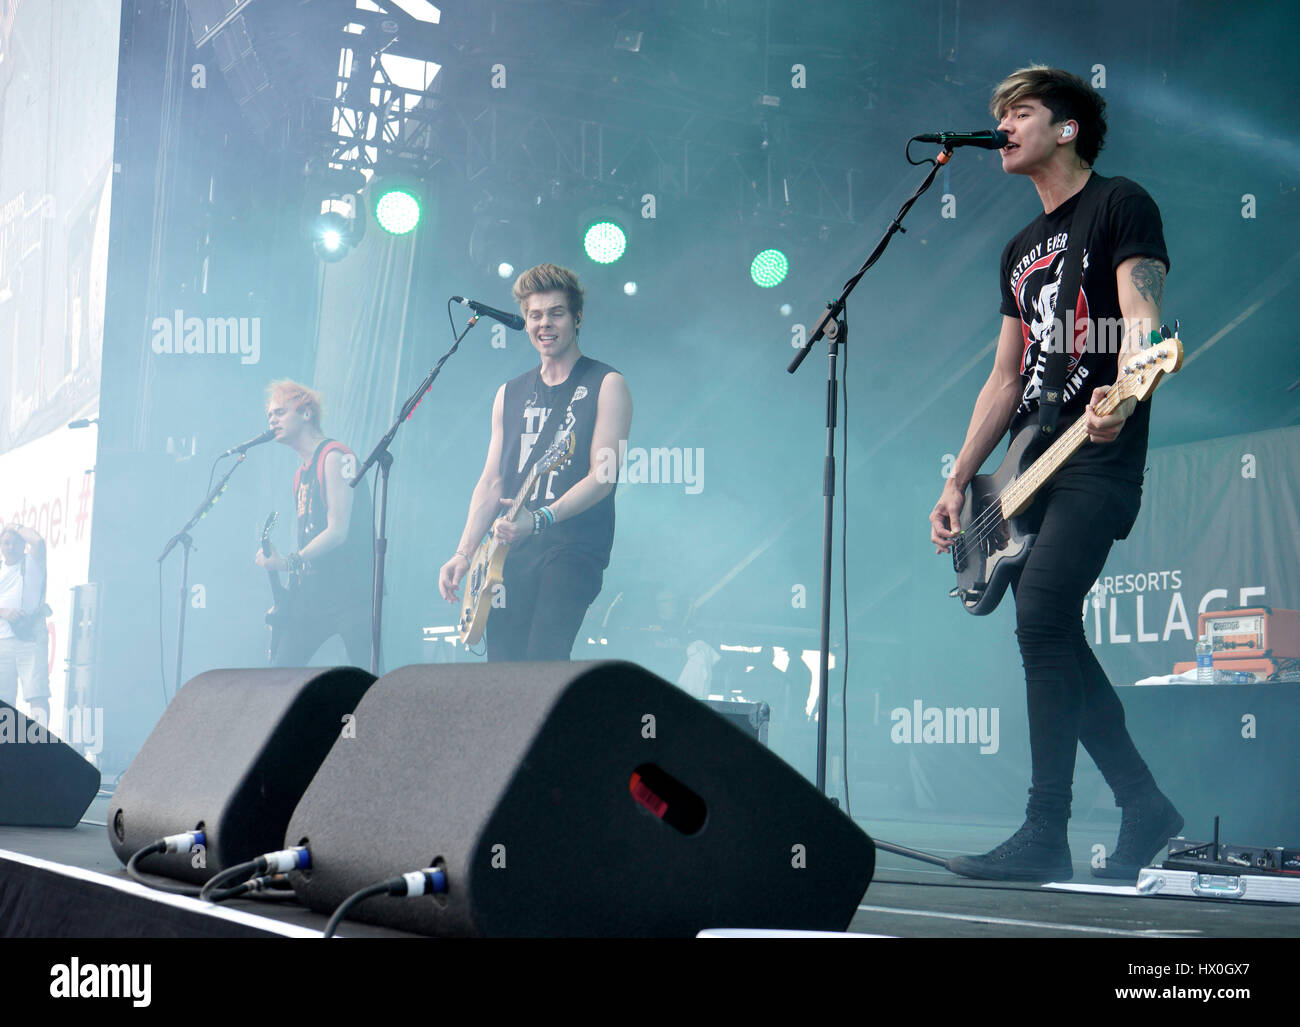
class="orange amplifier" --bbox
[1199,608,1300,660]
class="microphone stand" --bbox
[158,452,249,700]
[352,312,482,676]
[787,144,956,872]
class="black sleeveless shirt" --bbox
[293,438,373,611]
[498,355,618,570]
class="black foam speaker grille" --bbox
[107,666,375,882]
[288,660,874,936]
[0,701,100,827]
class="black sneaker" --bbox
[947,817,1073,882]
[1092,790,1183,880]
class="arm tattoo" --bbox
[1130,258,1166,306]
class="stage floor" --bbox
[1,796,1295,939]
[858,816,1300,939]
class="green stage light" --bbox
[583,221,627,264]
[750,248,789,287]
[373,186,422,235]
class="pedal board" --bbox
[1135,835,1300,904]
[1136,868,1300,903]
[1161,837,1300,877]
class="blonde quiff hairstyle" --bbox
[512,263,585,324]
[990,65,1108,166]
[266,379,323,427]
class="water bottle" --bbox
[1195,635,1214,684]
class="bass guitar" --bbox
[458,428,575,645]
[950,331,1184,615]
[261,512,293,661]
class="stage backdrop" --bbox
[0,1,119,733]
[1090,423,1300,684]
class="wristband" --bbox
[532,510,545,536]
[539,506,555,527]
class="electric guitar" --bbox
[458,428,576,645]
[261,512,293,661]
[950,331,1184,615]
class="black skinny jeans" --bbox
[272,601,370,670]
[1011,472,1157,822]
[486,546,604,662]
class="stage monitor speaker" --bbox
[0,701,101,827]
[108,666,375,883]
[287,660,874,937]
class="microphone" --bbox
[451,296,525,331]
[222,428,276,457]
[913,129,1009,150]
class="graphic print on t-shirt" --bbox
[516,384,587,503]
[1010,243,1092,418]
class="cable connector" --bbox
[262,846,311,873]
[161,830,205,853]
[394,868,447,897]
[323,867,448,937]
[242,873,289,894]
[127,832,210,897]
[199,846,311,903]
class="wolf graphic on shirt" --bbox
[1013,248,1092,418]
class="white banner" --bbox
[0,425,98,727]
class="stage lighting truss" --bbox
[324,2,443,181]
[468,204,541,280]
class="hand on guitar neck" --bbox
[1083,384,1137,445]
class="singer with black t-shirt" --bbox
[438,264,633,662]
[929,66,1182,883]
[255,380,373,667]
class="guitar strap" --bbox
[291,439,350,497]
[1038,174,1110,439]
[518,356,589,483]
